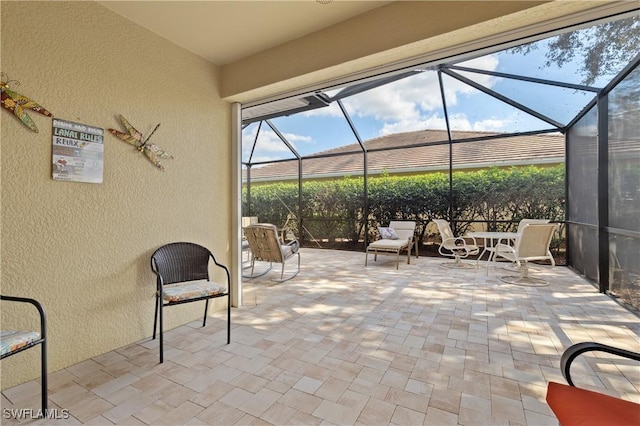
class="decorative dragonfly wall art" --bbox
[1,72,53,133]
[108,114,173,171]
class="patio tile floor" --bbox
[2,248,639,425]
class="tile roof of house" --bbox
[245,130,566,181]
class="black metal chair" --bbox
[151,242,231,363]
[0,295,47,415]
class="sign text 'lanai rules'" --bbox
[52,118,104,183]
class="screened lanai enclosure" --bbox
[241,12,640,312]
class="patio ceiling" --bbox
[98,1,392,66]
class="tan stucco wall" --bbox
[1,1,230,388]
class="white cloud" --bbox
[446,114,473,131]
[471,118,510,132]
[362,55,509,136]
[448,113,513,132]
[341,54,501,127]
[344,72,438,121]
[457,55,500,74]
[283,132,313,148]
[380,112,511,135]
[242,126,313,162]
[380,113,448,135]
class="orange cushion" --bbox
[546,381,640,426]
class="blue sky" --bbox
[242,20,636,164]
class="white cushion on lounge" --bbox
[368,239,407,249]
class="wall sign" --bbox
[52,118,104,183]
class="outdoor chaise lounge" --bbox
[365,220,418,269]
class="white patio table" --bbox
[466,231,518,266]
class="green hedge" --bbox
[243,165,565,245]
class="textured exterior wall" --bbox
[1,1,230,388]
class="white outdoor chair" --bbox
[517,218,550,231]
[513,218,554,266]
[492,223,558,286]
[482,218,552,267]
[365,220,418,269]
[432,219,479,268]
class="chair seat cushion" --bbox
[278,241,300,261]
[546,381,640,426]
[368,239,409,250]
[283,240,299,255]
[163,279,227,303]
[0,330,41,356]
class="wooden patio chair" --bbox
[244,223,300,282]
[242,216,259,267]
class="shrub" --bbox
[243,165,565,245]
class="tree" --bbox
[510,16,639,86]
